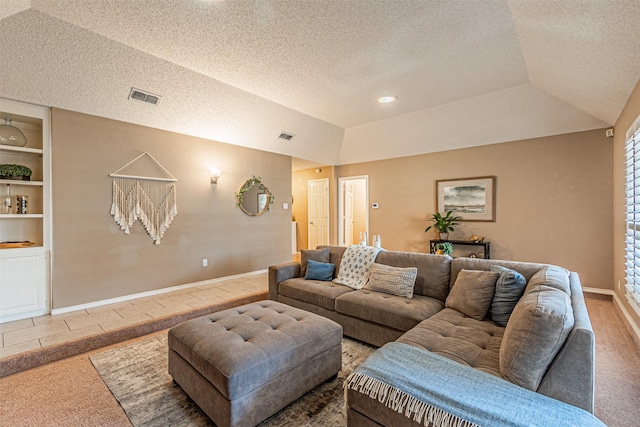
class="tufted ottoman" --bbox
[168,300,343,427]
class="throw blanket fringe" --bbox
[346,372,477,427]
[345,343,605,427]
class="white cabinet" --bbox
[0,247,48,320]
[0,98,51,322]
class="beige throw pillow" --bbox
[364,263,418,299]
[499,284,574,391]
[445,269,499,320]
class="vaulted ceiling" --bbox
[1,1,639,167]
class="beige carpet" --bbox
[1,296,639,426]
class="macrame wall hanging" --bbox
[109,152,177,245]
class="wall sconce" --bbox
[210,168,221,184]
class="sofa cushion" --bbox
[363,263,417,298]
[304,259,335,281]
[450,258,548,289]
[335,290,443,331]
[375,251,451,301]
[396,308,505,378]
[300,248,330,277]
[445,269,499,320]
[525,266,571,296]
[278,278,353,311]
[500,284,575,391]
[489,265,527,327]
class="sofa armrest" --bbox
[537,272,595,413]
[268,262,300,301]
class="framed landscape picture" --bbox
[436,176,496,222]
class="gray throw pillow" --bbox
[300,248,330,277]
[490,265,527,327]
[500,284,574,391]
[364,263,418,299]
[525,265,571,296]
[304,259,335,281]
[445,269,499,320]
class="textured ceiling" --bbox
[1,0,639,166]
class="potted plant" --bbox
[0,164,32,181]
[425,211,461,241]
[437,242,454,256]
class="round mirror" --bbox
[235,176,273,216]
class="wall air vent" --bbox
[128,88,161,106]
[278,131,295,141]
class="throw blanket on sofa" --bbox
[346,342,605,427]
[333,245,382,289]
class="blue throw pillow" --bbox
[490,265,527,327]
[305,259,335,281]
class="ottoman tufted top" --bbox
[168,300,342,400]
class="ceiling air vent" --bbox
[128,88,161,106]
[278,131,295,141]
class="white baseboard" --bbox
[51,269,267,316]
[582,286,640,345]
[612,292,640,347]
[582,286,614,296]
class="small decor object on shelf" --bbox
[0,118,27,147]
[15,195,27,214]
[470,234,485,243]
[0,164,32,181]
[437,242,453,255]
[3,184,11,214]
[425,210,462,241]
[372,235,382,248]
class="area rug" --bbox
[90,334,376,426]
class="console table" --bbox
[429,239,491,259]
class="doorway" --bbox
[338,176,368,246]
[308,178,329,249]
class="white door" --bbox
[342,181,354,245]
[308,178,329,249]
[338,176,368,247]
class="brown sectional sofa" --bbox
[268,245,596,423]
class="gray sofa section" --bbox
[268,246,596,416]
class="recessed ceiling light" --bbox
[378,95,397,104]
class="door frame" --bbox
[307,178,330,249]
[338,175,369,246]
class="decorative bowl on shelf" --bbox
[0,241,35,249]
[0,119,27,147]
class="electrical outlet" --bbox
[202,258,208,267]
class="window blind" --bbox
[625,115,640,316]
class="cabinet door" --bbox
[0,250,47,319]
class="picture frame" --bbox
[436,176,496,222]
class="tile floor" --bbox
[0,272,268,359]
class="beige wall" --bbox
[51,109,292,309]
[613,78,640,329]
[336,129,613,290]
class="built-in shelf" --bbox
[0,98,51,323]
[0,144,43,155]
[0,179,43,186]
